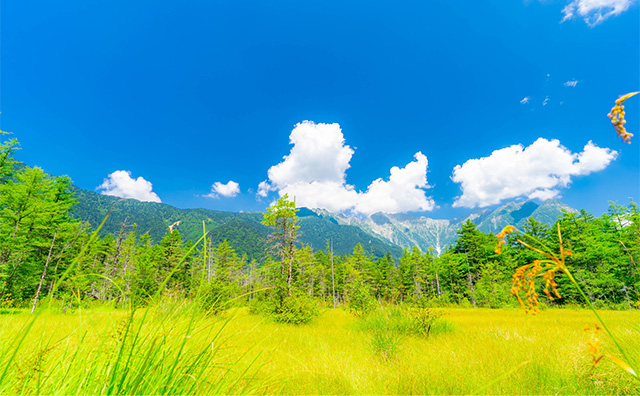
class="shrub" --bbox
[411,307,445,338]
[196,281,231,315]
[0,296,15,309]
[248,296,276,316]
[273,293,320,325]
[358,305,453,340]
[348,281,377,317]
[250,290,320,325]
[370,329,403,360]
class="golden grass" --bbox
[222,307,639,395]
[1,306,638,395]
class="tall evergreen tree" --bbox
[261,194,299,296]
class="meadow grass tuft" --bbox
[0,302,271,395]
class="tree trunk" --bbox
[32,232,57,314]
[281,218,287,278]
[331,241,336,309]
[286,224,295,296]
[464,254,476,308]
[0,258,24,300]
[111,220,128,277]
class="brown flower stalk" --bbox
[584,324,604,368]
[608,92,638,144]
[495,225,571,314]
[510,260,543,314]
[494,225,516,254]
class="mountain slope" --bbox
[315,200,576,255]
[70,187,403,259]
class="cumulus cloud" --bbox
[259,121,435,215]
[257,181,273,198]
[278,181,360,212]
[561,0,635,26]
[267,121,354,187]
[356,152,435,214]
[564,80,579,87]
[207,181,240,198]
[520,97,531,104]
[451,138,617,208]
[97,170,161,203]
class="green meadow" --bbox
[1,305,638,395]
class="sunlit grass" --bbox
[1,305,637,395]
[0,304,269,395]
[223,307,639,395]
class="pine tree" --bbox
[0,166,78,303]
[0,132,19,185]
[261,193,299,296]
[158,230,187,296]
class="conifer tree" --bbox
[261,194,299,296]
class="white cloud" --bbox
[259,121,435,215]
[561,0,636,26]
[207,180,240,198]
[564,80,579,87]
[278,181,360,212]
[543,96,550,106]
[451,138,617,208]
[574,140,618,174]
[267,121,354,187]
[356,152,435,214]
[257,181,273,197]
[520,96,531,104]
[97,170,161,203]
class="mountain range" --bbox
[70,186,575,260]
[314,199,575,255]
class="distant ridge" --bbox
[311,200,576,256]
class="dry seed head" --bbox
[588,340,602,366]
[609,92,638,144]
[512,258,565,314]
[542,269,560,300]
[495,225,517,254]
[511,261,544,314]
[585,324,604,368]
[497,225,517,238]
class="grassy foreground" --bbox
[1,306,638,395]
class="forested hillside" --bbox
[70,187,403,259]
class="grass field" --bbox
[1,305,638,395]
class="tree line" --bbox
[1,133,638,314]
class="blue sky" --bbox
[2,0,639,218]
